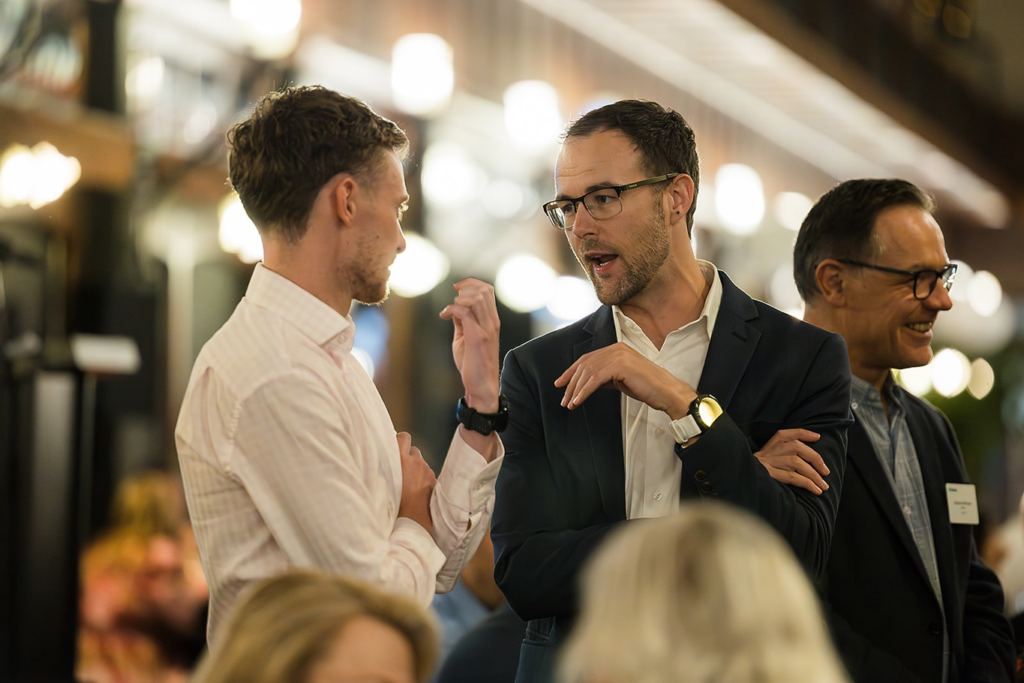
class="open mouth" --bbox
[587,252,618,275]
[906,321,933,334]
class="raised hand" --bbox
[439,278,500,414]
[555,342,697,420]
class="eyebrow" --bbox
[553,182,619,202]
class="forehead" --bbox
[376,149,408,194]
[872,204,948,268]
[554,130,645,194]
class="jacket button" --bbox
[928,622,942,635]
[700,481,713,494]
[694,470,707,482]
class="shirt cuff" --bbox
[436,429,504,505]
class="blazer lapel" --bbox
[580,307,626,523]
[697,272,760,407]
[847,420,932,584]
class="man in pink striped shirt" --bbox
[175,86,505,643]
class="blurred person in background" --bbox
[78,471,209,683]
[492,98,851,683]
[558,502,850,683]
[793,178,1015,682]
[193,570,438,683]
[175,85,504,645]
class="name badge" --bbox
[945,483,979,525]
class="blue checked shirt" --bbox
[850,374,949,682]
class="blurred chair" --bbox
[558,502,850,683]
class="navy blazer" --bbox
[821,388,1015,683]
[492,272,853,682]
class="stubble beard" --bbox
[348,233,391,307]
[577,204,671,306]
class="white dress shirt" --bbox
[175,264,503,642]
[613,261,722,519]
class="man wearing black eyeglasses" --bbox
[490,99,855,683]
[794,178,1014,682]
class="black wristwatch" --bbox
[456,395,510,435]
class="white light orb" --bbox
[391,34,454,117]
[125,55,165,105]
[483,179,525,220]
[966,270,1002,317]
[773,191,813,232]
[182,102,219,145]
[897,365,932,396]
[949,260,973,302]
[218,194,263,264]
[0,144,37,207]
[930,348,971,398]
[546,276,600,321]
[967,357,995,400]
[767,263,802,312]
[693,181,716,230]
[231,0,302,60]
[503,80,563,153]
[714,164,764,235]
[28,142,81,209]
[495,254,557,313]
[421,142,485,208]
[388,233,450,298]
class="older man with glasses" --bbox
[489,99,855,683]
[793,178,1015,683]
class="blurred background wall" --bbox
[2,0,1023,679]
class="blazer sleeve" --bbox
[961,539,1016,682]
[677,332,852,577]
[490,348,621,621]
[937,414,1017,683]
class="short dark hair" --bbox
[565,100,700,236]
[793,178,935,303]
[227,85,409,243]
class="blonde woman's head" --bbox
[195,570,439,683]
[559,503,849,683]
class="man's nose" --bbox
[926,281,953,311]
[570,202,597,239]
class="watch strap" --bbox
[670,414,703,443]
[456,395,509,435]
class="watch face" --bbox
[697,397,723,427]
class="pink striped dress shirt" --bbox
[176,264,502,643]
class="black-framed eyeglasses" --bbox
[542,173,680,230]
[838,259,958,300]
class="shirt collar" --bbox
[850,372,904,412]
[244,263,354,349]
[611,260,722,341]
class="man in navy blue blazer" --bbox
[795,178,1015,682]
[490,100,854,683]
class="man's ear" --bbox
[331,175,358,226]
[815,260,846,305]
[667,173,695,225]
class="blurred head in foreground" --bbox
[196,570,438,683]
[559,503,849,683]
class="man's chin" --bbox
[355,283,390,307]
